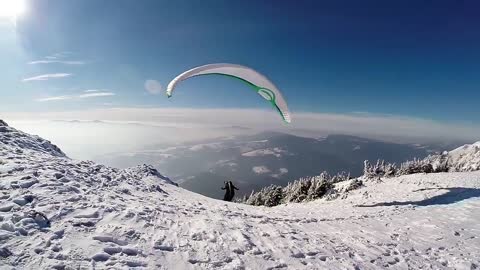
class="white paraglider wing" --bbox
[166,63,291,123]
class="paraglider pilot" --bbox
[221,181,239,202]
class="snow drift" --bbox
[1,120,479,269]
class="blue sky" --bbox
[1,0,480,124]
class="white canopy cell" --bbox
[166,63,291,123]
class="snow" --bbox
[1,121,480,269]
[445,142,480,171]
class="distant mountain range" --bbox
[96,132,461,199]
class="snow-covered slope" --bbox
[445,142,480,171]
[0,120,65,158]
[1,122,479,269]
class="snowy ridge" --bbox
[1,121,480,269]
[0,122,65,158]
[444,141,480,172]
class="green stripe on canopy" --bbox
[166,63,291,123]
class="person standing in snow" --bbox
[221,181,231,201]
[227,181,239,201]
[221,181,239,201]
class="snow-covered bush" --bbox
[397,158,433,175]
[243,171,356,207]
[425,153,450,172]
[362,155,452,180]
[362,143,480,180]
[244,189,266,206]
[330,171,351,183]
[244,185,283,206]
[363,160,397,179]
[344,178,363,192]
[305,174,332,201]
[263,186,284,207]
[283,178,313,203]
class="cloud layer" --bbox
[2,107,480,143]
[3,108,479,161]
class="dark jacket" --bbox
[222,181,239,201]
[227,181,239,201]
[221,182,231,201]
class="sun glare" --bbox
[0,0,26,19]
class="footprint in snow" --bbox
[103,246,122,255]
[121,247,142,256]
[124,260,147,267]
[92,253,110,262]
[92,235,128,246]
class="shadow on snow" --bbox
[357,187,480,207]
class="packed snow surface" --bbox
[1,122,479,269]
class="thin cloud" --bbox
[78,92,115,98]
[252,166,271,174]
[44,52,73,60]
[28,60,85,65]
[28,52,83,65]
[36,96,73,102]
[36,91,115,102]
[84,90,99,93]
[23,73,72,82]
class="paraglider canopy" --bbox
[166,63,291,123]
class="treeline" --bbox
[241,171,361,207]
[363,155,447,179]
[241,150,476,207]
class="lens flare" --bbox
[0,0,27,19]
